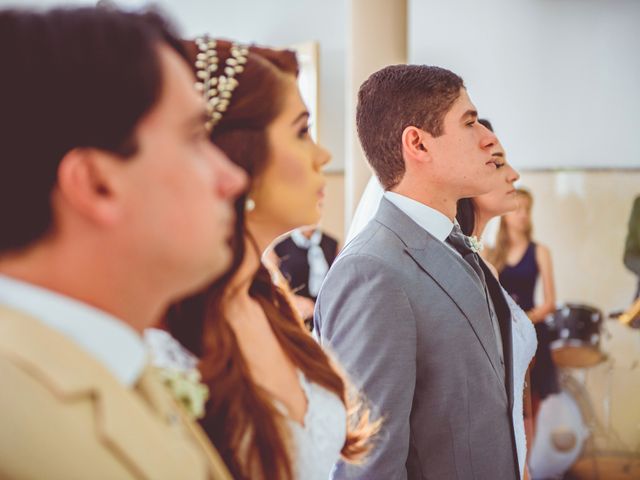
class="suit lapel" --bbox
[97,371,210,480]
[481,261,515,409]
[0,306,220,480]
[374,199,508,396]
[135,366,231,479]
[404,244,508,394]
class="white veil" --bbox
[345,175,385,244]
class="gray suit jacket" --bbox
[315,198,519,480]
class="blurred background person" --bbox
[624,195,640,300]
[272,226,340,329]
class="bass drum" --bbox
[546,304,606,368]
[529,389,588,480]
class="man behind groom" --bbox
[315,65,520,479]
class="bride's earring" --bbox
[245,197,256,212]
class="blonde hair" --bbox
[486,188,533,273]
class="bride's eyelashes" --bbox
[298,123,312,139]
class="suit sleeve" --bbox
[624,197,640,277]
[315,254,417,480]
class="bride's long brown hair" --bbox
[167,40,378,480]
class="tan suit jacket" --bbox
[0,305,231,480]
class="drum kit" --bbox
[529,300,640,480]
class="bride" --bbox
[348,123,536,480]
[153,38,378,480]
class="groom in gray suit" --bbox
[315,65,520,479]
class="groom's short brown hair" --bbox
[356,65,464,190]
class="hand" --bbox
[526,308,548,324]
[293,295,315,320]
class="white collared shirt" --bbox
[0,274,146,386]
[384,191,455,242]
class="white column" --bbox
[344,0,407,232]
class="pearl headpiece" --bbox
[194,36,249,131]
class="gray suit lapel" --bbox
[374,198,508,394]
[481,260,515,409]
[406,245,508,394]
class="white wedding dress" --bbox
[503,288,538,477]
[273,369,347,480]
[348,176,537,478]
[144,328,347,480]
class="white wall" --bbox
[409,0,640,171]
[4,0,348,172]
[7,0,640,172]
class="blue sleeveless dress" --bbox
[500,242,559,399]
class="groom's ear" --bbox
[402,126,432,164]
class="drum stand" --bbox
[562,323,640,479]
[532,303,640,479]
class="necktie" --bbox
[447,225,505,367]
[290,228,329,297]
[447,224,486,289]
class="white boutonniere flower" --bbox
[144,328,208,419]
[157,367,209,419]
[467,235,484,254]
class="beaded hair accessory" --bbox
[194,36,249,131]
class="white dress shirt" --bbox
[0,274,146,386]
[384,191,455,243]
